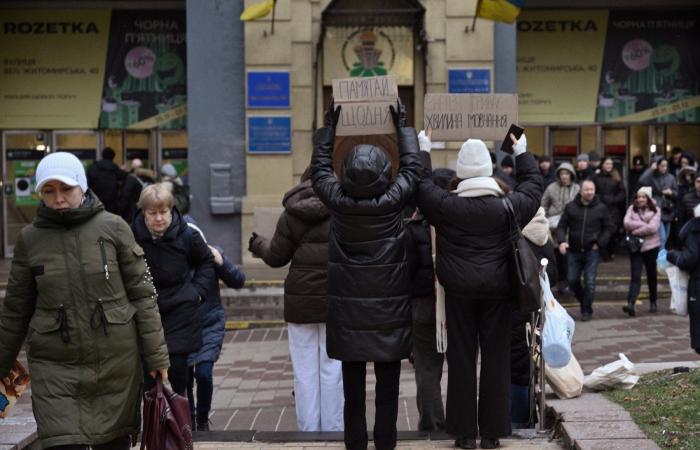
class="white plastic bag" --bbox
[545,353,584,399]
[541,271,575,369]
[583,353,640,391]
[666,264,689,316]
[657,248,670,272]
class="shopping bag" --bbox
[545,353,584,399]
[666,264,689,316]
[541,271,575,369]
[583,353,640,391]
[0,360,31,419]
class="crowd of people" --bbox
[0,105,698,450]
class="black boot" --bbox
[480,438,500,449]
[622,301,636,317]
[455,437,477,449]
[649,301,657,313]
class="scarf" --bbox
[452,176,505,198]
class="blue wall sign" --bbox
[448,68,491,94]
[247,116,292,154]
[247,71,291,109]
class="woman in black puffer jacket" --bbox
[249,168,344,433]
[311,102,421,450]
[417,132,542,450]
[592,157,626,260]
[131,183,215,396]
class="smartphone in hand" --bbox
[500,124,525,154]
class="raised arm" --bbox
[249,212,298,268]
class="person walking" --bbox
[131,183,215,396]
[627,155,647,205]
[538,155,556,188]
[117,158,156,224]
[87,147,127,214]
[575,154,593,183]
[639,156,677,251]
[310,101,421,450]
[417,131,542,449]
[679,173,700,228]
[592,157,626,261]
[541,162,579,291]
[557,180,613,321]
[249,167,344,433]
[0,152,169,449]
[667,204,700,355]
[622,187,661,316]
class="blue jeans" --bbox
[659,221,671,250]
[187,361,214,424]
[568,249,600,315]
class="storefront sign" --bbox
[100,10,187,129]
[247,116,292,154]
[332,76,398,136]
[323,27,414,86]
[597,11,700,124]
[423,94,518,141]
[0,10,111,129]
[247,71,291,109]
[448,68,491,94]
[517,10,609,124]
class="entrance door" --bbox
[126,130,155,171]
[52,130,99,172]
[158,131,188,184]
[549,127,579,167]
[2,131,47,257]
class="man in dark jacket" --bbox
[557,180,613,321]
[679,174,700,228]
[667,208,700,355]
[249,170,344,433]
[311,101,421,450]
[539,155,556,188]
[118,159,156,224]
[628,155,647,205]
[87,147,127,214]
[592,158,626,261]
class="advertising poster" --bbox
[100,10,186,129]
[0,10,110,128]
[324,27,414,86]
[596,11,700,123]
[517,10,609,124]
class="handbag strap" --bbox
[502,196,523,242]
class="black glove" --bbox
[324,98,342,129]
[248,232,259,254]
[389,98,407,130]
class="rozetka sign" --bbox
[423,94,518,141]
[332,75,398,136]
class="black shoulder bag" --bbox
[503,197,542,314]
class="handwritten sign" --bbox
[423,94,518,141]
[332,76,398,136]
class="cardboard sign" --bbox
[423,94,518,141]
[332,76,397,136]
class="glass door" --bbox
[2,131,47,257]
[158,131,188,184]
[549,127,579,167]
[52,130,99,172]
[126,130,154,171]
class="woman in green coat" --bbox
[0,152,170,449]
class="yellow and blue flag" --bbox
[477,0,524,24]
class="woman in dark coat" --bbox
[131,183,216,396]
[417,132,542,449]
[187,226,246,431]
[310,102,421,450]
[592,157,626,260]
[667,206,700,355]
[249,169,344,433]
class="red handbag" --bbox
[141,378,193,450]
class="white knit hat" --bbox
[35,152,87,193]
[456,139,492,179]
[694,203,700,218]
[637,186,653,201]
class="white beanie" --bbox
[35,152,87,193]
[637,186,653,201]
[161,163,177,178]
[456,139,492,179]
[694,203,700,218]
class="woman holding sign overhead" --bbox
[416,129,542,449]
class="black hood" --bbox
[340,144,392,199]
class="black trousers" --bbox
[444,295,512,439]
[143,353,190,396]
[412,297,445,431]
[628,248,659,305]
[47,436,130,450]
[342,360,401,450]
